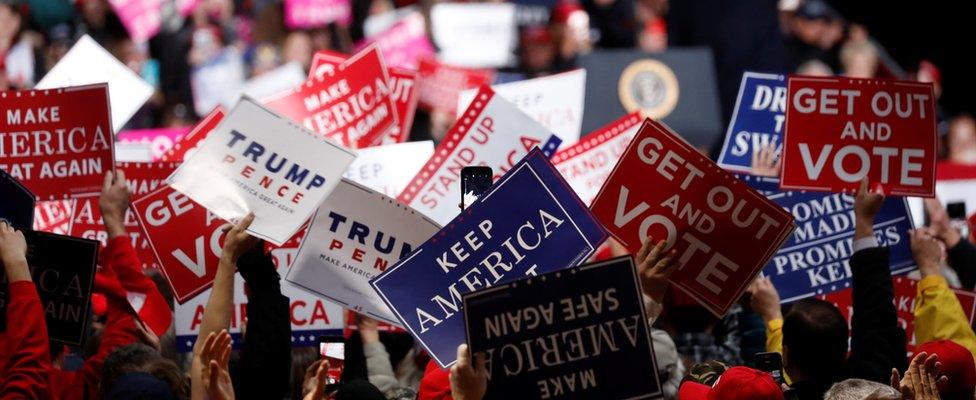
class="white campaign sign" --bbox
[286,179,440,324]
[458,70,586,145]
[167,97,356,245]
[343,141,433,197]
[37,35,154,133]
[430,3,516,68]
[553,113,642,205]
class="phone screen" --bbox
[754,352,784,384]
[318,338,345,387]
[947,202,967,220]
[461,166,493,209]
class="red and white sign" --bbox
[309,51,418,146]
[132,185,228,303]
[107,0,163,43]
[284,0,352,29]
[159,107,225,162]
[416,58,494,114]
[553,113,641,205]
[935,162,976,223]
[590,118,795,316]
[69,162,178,268]
[264,45,398,148]
[33,200,75,235]
[397,86,562,225]
[118,127,191,161]
[781,77,937,197]
[354,11,435,70]
[0,84,114,199]
[820,276,976,353]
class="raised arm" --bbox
[911,227,976,359]
[237,242,291,399]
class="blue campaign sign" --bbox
[0,169,35,230]
[463,256,662,400]
[717,72,786,172]
[740,174,916,301]
[371,148,608,367]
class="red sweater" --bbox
[101,237,172,336]
[1,281,52,400]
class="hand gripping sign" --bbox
[552,112,642,205]
[372,149,607,367]
[1,84,114,199]
[590,118,795,316]
[286,179,441,324]
[167,97,356,245]
[781,76,937,197]
[463,256,662,400]
[264,45,398,148]
[398,86,563,225]
[309,50,419,146]
[716,72,787,171]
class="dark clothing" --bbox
[786,247,907,400]
[947,239,976,290]
[582,0,637,48]
[235,245,292,400]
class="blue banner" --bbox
[0,169,35,230]
[740,174,916,301]
[463,256,662,399]
[717,72,786,171]
[371,148,608,367]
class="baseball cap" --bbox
[917,340,976,397]
[679,366,784,400]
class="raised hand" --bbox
[751,143,782,178]
[0,220,30,282]
[636,238,678,303]
[450,344,488,400]
[220,213,258,264]
[99,171,131,239]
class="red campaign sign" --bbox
[590,119,795,316]
[416,57,494,114]
[553,112,642,205]
[0,84,114,199]
[309,50,418,146]
[264,45,398,148]
[820,276,976,353]
[33,200,75,235]
[69,162,178,268]
[159,107,225,162]
[132,185,228,303]
[781,76,937,197]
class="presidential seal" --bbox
[618,59,679,119]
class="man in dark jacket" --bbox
[782,179,908,400]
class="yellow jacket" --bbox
[914,275,976,361]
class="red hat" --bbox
[679,366,783,400]
[552,1,584,23]
[520,26,552,45]
[417,359,452,400]
[917,340,976,397]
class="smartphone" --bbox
[754,352,785,384]
[318,336,345,389]
[947,202,970,238]
[461,166,493,209]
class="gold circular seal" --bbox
[618,59,679,119]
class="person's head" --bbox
[282,31,313,70]
[916,340,976,399]
[947,114,976,165]
[840,40,879,79]
[678,366,783,400]
[782,298,849,382]
[101,344,187,399]
[0,0,23,44]
[519,26,557,74]
[823,379,900,400]
[796,59,833,76]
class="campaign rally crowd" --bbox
[2,0,976,399]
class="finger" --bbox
[654,251,678,276]
[208,360,221,388]
[200,331,217,358]
[236,212,255,232]
[858,177,868,197]
[636,237,655,265]
[456,344,471,369]
[473,352,487,374]
[114,169,126,186]
[890,368,901,389]
[219,340,231,368]
[751,145,760,167]
[102,171,114,191]
[220,222,234,233]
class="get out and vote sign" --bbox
[590,119,795,316]
[781,77,936,196]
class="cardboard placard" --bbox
[819,276,976,353]
[430,3,517,68]
[354,11,435,70]
[107,0,163,43]
[33,200,75,235]
[286,179,441,324]
[458,69,586,145]
[118,127,190,161]
[742,175,916,301]
[934,162,976,224]
[114,142,153,163]
[716,72,786,171]
[1,169,35,230]
[37,35,154,133]
[167,97,356,245]
[131,185,227,303]
[69,162,178,268]
[463,256,661,399]
[590,119,795,316]
[781,77,937,196]
[552,113,642,205]
[398,86,562,225]
[284,0,352,29]
[190,48,246,117]
[373,149,607,367]
[159,107,225,162]
[309,50,418,146]
[1,84,115,199]
[0,231,98,346]
[342,141,434,197]
[416,58,494,114]
[265,46,398,148]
